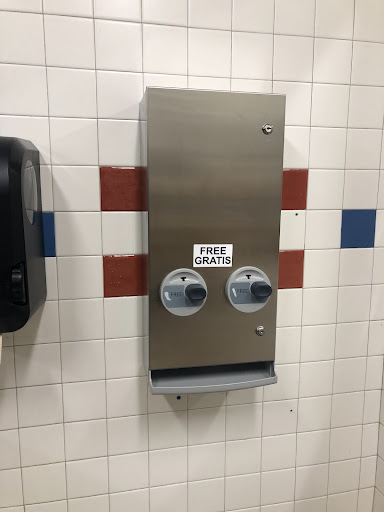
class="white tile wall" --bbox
[0,1,383,511]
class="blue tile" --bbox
[341,210,376,249]
[42,212,56,257]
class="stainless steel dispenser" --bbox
[143,87,285,394]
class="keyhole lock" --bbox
[262,123,273,135]
[256,326,265,336]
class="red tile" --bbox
[100,167,147,211]
[104,255,148,297]
[281,169,308,210]
[278,250,304,289]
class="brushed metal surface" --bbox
[146,87,285,370]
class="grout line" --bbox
[293,1,317,504]
[326,1,357,509]
[90,1,111,511]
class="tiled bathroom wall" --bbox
[0,0,384,511]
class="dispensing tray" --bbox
[149,361,277,394]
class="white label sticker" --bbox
[193,244,233,267]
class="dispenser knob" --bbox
[185,284,207,303]
[11,265,26,305]
[250,282,272,300]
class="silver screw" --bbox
[262,123,273,135]
[256,326,265,336]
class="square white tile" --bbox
[331,392,364,428]
[17,385,63,428]
[143,0,187,26]
[232,0,274,33]
[19,424,65,466]
[306,170,344,210]
[106,377,147,418]
[337,285,371,323]
[143,24,187,75]
[65,420,107,461]
[44,15,95,69]
[299,360,334,397]
[149,447,187,487]
[305,210,342,249]
[226,403,262,440]
[349,86,384,129]
[63,380,106,422]
[295,464,328,500]
[261,468,295,506]
[0,12,44,65]
[104,296,146,339]
[283,127,310,168]
[301,324,336,362]
[57,256,103,300]
[262,434,296,471]
[276,289,302,327]
[298,395,332,432]
[354,0,384,44]
[189,478,224,512]
[47,68,97,118]
[296,430,330,466]
[311,84,349,127]
[50,119,98,166]
[279,210,306,250]
[335,322,369,359]
[226,473,260,510]
[339,248,374,285]
[309,128,347,169]
[22,463,66,505]
[343,170,379,209]
[313,38,352,84]
[94,0,141,21]
[188,28,231,78]
[273,81,311,126]
[43,0,92,16]
[95,20,142,72]
[232,32,273,80]
[0,389,18,431]
[262,400,298,436]
[225,438,260,476]
[55,212,102,257]
[188,407,225,445]
[303,250,340,288]
[105,338,146,379]
[15,344,61,387]
[346,129,382,170]
[59,298,104,342]
[148,411,187,450]
[97,71,143,120]
[351,42,384,87]
[109,452,148,493]
[66,458,108,499]
[0,64,48,116]
[273,35,314,82]
[189,0,230,30]
[98,119,141,166]
[14,300,60,345]
[275,0,315,36]
[315,0,354,39]
[108,416,148,456]
[333,358,366,393]
[61,340,105,383]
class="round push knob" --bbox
[250,282,272,300]
[185,284,207,303]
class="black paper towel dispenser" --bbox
[0,137,46,332]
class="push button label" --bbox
[193,244,233,267]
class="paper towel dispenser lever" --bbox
[0,137,46,333]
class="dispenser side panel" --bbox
[147,88,285,370]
